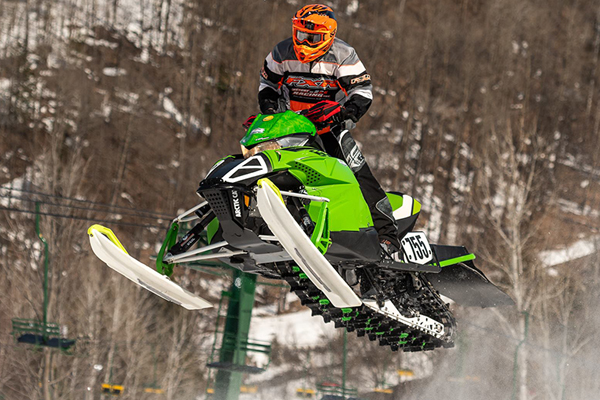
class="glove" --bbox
[303,101,359,128]
[302,100,342,127]
[328,104,359,125]
[260,98,278,115]
[341,104,359,123]
[242,115,257,129]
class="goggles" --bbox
[295,30,323,45]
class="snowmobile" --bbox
[88,110,513,352]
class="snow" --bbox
[103,67,127,77]
[84,37,118,49]
[0,171,28,207]
[0,78,11,96]
[159,91,210,135]
[559,154,600,178]
[250,309,337,348]
[539,236,599,267]
[162,96,183,124]
[346,0,360,15]
[556,198,599,218]
[244,307,339,374]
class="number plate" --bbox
[400,232,433,264]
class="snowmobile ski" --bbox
[256,179,362,308]
[88,225,212,310]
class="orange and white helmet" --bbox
[292,4,337,63]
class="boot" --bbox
[379,239,405,263]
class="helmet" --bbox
[292,4,337,63]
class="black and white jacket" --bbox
[258,37,373,120]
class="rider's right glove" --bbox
[304,100,359,128]
[303,100,342,127]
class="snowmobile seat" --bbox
[386,192,420,239]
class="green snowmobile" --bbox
[88,111,512,352]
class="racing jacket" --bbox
[258,37,373,120]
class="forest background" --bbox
[1,0,599,399]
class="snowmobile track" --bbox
[277,264,456,352]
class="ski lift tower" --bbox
[157,221,272,400]
[206,270,273,400]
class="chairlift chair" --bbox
[11,318,76,353]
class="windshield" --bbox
[241,140,281,159]
[240,110,317,149]
[241,135,312,159]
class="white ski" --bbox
[256,180,362,308]
[88,226,212,310]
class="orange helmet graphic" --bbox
[292,4,337,63]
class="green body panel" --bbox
[241,111,316,148]
[261,148,373,232]
[310,201,332,254]
[387,193,403,211]
[156,222,179,276]
[207,217,220,244]
[386,192,422,216]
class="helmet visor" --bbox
[295,30,323,45]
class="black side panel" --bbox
[429,260,514,308]
[431,244,470,261]
[202,189,281,254]
[396,214,418,239]
[326,228,380,264]
[198,153,271,190]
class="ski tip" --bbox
[88,224,129,255]
[257,178,284,203]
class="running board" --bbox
[362,299,445,339]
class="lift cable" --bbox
[0,186,173,219]
[0,193,167,222]
[0,206,167,230]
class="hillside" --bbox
[1,0,599,399]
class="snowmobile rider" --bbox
[258,4,403,262]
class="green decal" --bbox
[412,199,421,214]
[206,217,219,244]
[438,254,476,267]
[386,192,404,211]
